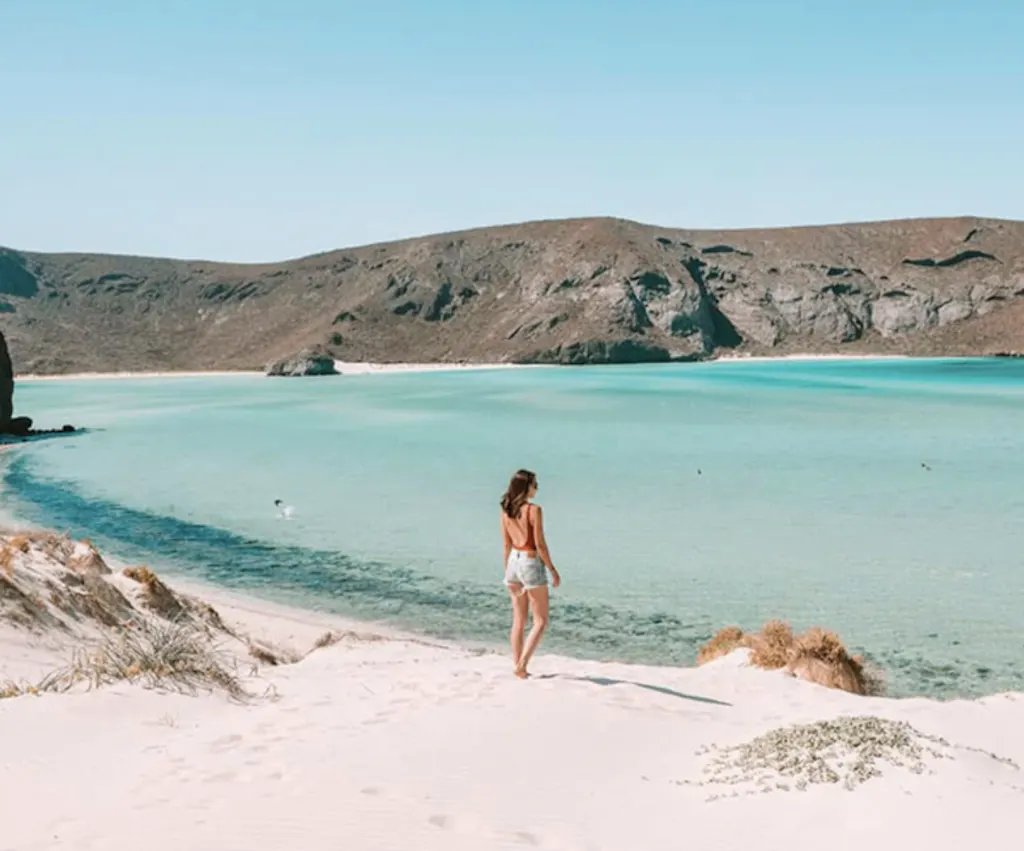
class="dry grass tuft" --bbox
[0,546,14,577]
[64,620,248,699]
[787,627,884,697]
[697,626,746,665]
[1,669,74,700]
[123,565,158,585]
[2,621,248,701]
[697,620,885,697]
[747,619,794,670]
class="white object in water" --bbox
[274,499,295,519]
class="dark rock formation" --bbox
[519,339,674,365]
[4,416,32,436]
[265,345,338,377]
[0,331,32,433]
[0,331,12,427]
[0,330,80,437]
[2,216,1024,371]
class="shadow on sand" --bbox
[536,674,732,706]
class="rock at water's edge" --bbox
[5,416,32,436]
[518,338,675,365]
[265,346,339,377]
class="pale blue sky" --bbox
[1,0,1022,261]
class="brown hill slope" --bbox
[2,216,1023,373]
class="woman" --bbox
[500,469,560,678]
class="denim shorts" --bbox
[504,549,548,589]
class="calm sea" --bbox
[4,359,1023,698]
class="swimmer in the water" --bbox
[274,499,295,519]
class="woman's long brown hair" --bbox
[500,469,536,519]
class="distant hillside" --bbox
[2,216,1023,374]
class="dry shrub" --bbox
[697,626,746,665]
[787,627,884,697]
[697,620,885,697]
[747,619,794,670]
[0,546,13,577]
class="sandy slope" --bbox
[2,557,1022,851]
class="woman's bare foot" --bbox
[514,667,529,679]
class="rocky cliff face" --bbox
[0,330,13,425]
[1,217,1023,373]
[0,330,36,435]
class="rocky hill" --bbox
[2,216,1023,373]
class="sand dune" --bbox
[2,538,1022,850]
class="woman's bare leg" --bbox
[515,586,550,677]
[508,585,528,671]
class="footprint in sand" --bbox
[361,707,398,726]
[208,733,244,752]
[429,814,546,847]
[203,771,237,784]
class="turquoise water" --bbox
[4,359,1024,698]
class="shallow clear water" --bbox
[4,359,1024,698]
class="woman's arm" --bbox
[501,513,512,569]
[532,506,560,587]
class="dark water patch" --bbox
[868,648,1021,700]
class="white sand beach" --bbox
[1,532,1021,851]
[14,361,529,382]
[13,370,264,382]
[333,360,534,376]
[711,353,912,364]
[13,353,928,383]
